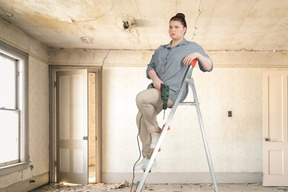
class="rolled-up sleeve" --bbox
[146,57,155,79]
[146,46,161,79]
[194,44,213,72]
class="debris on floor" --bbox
[30,183,288,192]
[277,187,288,191]
[114,180,129,189]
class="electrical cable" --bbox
[130,114,143,192]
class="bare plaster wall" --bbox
[0,19,49,190]
[49,47,288,183]
[102,66,264,173]
[101,66,288,184]
[28,57,49,176]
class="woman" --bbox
[135,13,213,171]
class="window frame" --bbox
[0,41,29,176]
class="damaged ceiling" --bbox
[0,0,287,51]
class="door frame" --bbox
[49,66,102,184]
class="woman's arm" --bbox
[148,69,163,91]
[182,52,213,71]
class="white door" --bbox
[263,71,288,186]
[56,70,88,184]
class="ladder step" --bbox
[162,126,170,130]
[179,102,196,105]
[152,148,161,152]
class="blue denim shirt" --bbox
[146,38,213,102]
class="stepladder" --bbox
[134,59,218,192]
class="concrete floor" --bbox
[30,183,288,192]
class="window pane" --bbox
[0,110,19,164]
[0,55,16,109]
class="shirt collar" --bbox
[165,38,188,48]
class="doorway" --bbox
[50,67,102,184]
[262,71,288,186]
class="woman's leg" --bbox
[136,88,163,134]
[135,88,174,170]
[136,111,153,159]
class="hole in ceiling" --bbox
[123,21,129,29]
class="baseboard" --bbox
[0,172,49,192]
[102,172,262,184]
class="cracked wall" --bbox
[0,19,50,191]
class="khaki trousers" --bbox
[136,88,173,159]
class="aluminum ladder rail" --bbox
[135,59,218,192]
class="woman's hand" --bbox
[152,78,163,91]
[182,52,199,66]
[148,69,163,91]
[182,52,213,71]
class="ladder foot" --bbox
[135,181,143,192]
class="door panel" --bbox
[268,76,283,142]
[56,70,88,184]
[263,71,288,186]
[268,150,284,175]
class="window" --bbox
[0,41,28,175]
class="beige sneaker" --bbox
[134,158,157,171]
[150,133,161,149]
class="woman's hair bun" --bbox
[170,13,187,28]
[176,13,185,19]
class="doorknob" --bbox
[265,137,270,142]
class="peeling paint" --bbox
[0,0,288,50]
[128,37,140,44]
[80,36,94,44]
[130,28,140,37]
[29,164,34,170]
[83,25,95,31]
[0,8,13,17]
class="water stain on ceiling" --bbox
[0,0,287,51]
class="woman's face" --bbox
[169,20,186,41]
